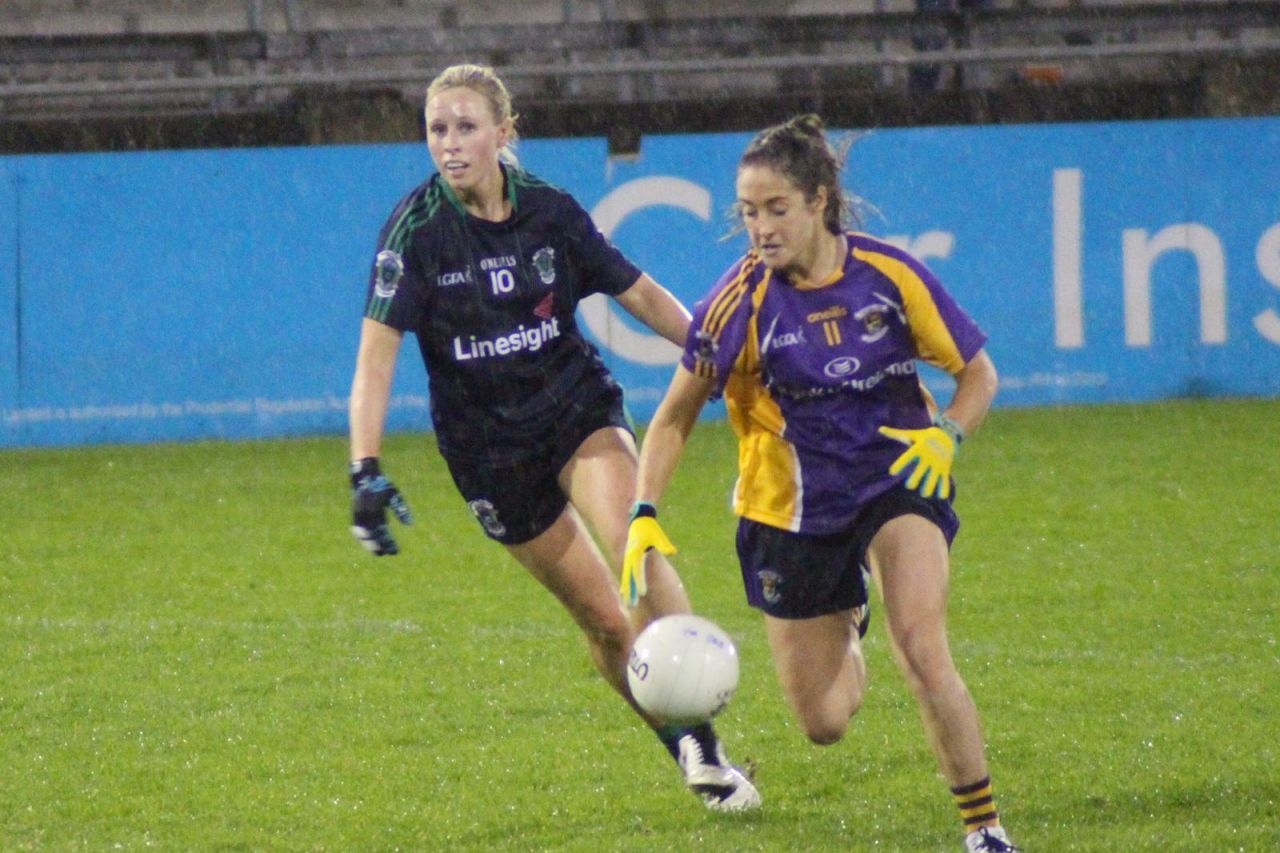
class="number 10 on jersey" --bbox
[490,269,516,294]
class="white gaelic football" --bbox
[627,614,740,724]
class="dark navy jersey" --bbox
[364,165,641,464]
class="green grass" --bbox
[2,399,1278,851]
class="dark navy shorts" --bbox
[441,384,631,546]
[735,485,959,620]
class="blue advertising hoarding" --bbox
[0,163,17,420]
[2,117,1278,448]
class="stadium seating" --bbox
[1,1,1277,143]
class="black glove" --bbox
[349,457,414,556]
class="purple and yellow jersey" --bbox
[683,232,987,534]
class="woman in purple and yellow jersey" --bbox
[623,114,1018,853]
[345,64,759,813]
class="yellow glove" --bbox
[878,419,961,500]
[621,503,677,608]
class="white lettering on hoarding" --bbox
[1253,223,1280,344]
[1053,168,1085,349]
[1052,167,1280,350]
[1122,224,1226,347]
[581,176,709,365]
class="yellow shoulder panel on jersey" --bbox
[853,245,967,374]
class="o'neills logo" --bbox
[806,305,849,323]
[452,317,561,361]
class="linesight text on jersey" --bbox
[451,317,562,362]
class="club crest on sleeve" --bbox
[374,250,405,298]
[695,330,719,363]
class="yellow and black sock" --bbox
[952,776,1000,833]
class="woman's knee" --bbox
[892,621,958,696]
[799,699,859,746]
[790,675,865,745]
[805,723,847,747]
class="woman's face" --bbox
[735,164,828,274]
[424,86,510,195]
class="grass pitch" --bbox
[2,399,1277,851]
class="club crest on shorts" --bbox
[468,499,507,538]
[374,250,405,299]
[532,246,556,284]
[757,569,783,605]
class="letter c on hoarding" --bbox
[584,177,712,365]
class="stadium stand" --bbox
[1,0,1277,151]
